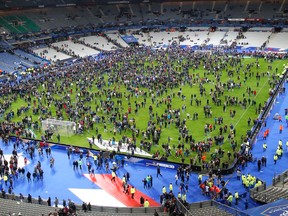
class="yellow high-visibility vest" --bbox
[144,200,150,207]
[131,187,135,194]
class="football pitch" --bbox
[3,54,286,164]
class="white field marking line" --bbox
[225,61,283,141]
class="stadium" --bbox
[0,0,288,215]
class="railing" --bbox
[272,170,288,187]
[2,192,250,216]
[1,193,163,215]
[175,198,192,215]
[188,200,249,216]
[211,200,249,216]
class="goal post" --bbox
[41,119,76,137]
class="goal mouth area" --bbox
[41,119,76,137]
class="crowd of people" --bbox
[0,45,283,168]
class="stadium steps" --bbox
[2,16,27,33]
[76,212,166,216]
[0,198,57,215]
[73,203,165,215]
[253,186,288,203]
[17,15,41,32]
[189,206,233,216]
[0,16,22,34]
[0,197,166,216]
[236,194,259,211]
[189,202,234,216]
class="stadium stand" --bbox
[205,30,227,46]
[0,197,58,216]
[0,194,248,216]
[188,201,238,216]
[236,31,271,48]
[149,30,180,46]
[0,15,40,33]
[32,47,73,62]
[0,52,34,73]
[130,30,152,47]
[78,35,118,51]
[266,31,288,50]
[13,49,49,66]
[0,194,165,216]
[251,186,288,203]
[106,31,130,48]
[250,170,288,203]
[51,40,99,58]
[178,27,209,46]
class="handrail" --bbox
[1,193,250,216]
[0,193,163,215]
[272,169,288,187]
[175,198,193,215]
[211,200,249,216]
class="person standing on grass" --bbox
[57,134,60,143]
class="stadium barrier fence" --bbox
[1,193,250,216]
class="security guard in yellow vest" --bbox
[276,148,282,159]
[93,154,97,165]
[235,192,239,205]
[169,183,173,192]
[182,193,187,202]
[162,186,166,194]
[131,186,136,199]
[198,174,202,184]
[227,193,233,206]
[144,199,150,207]
[263,143,267,152]
[3,175,8,185]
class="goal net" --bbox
[42,119,76,137]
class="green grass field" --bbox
[3,55,285,165]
